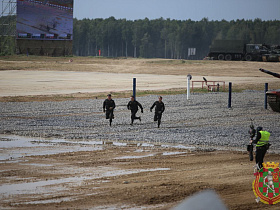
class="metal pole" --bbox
[228,82,232,108]
[187,76,190,100]
[265,83,268,109]
[133,78,136,100]
[187,74,192,100]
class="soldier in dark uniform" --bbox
[127,96,143,125]
[103,94,115,126]
[150,96,165,128]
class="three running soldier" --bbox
[103,95,165,127]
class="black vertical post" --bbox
[133,78,136,100]
[265,83,268,109]
[228,82,232,108]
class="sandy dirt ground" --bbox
[2,70,279,97]
[0,58,279,97]
[0,135,279,210]
[1,57,280,209]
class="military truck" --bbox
[208,40,269,61]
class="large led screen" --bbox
[16,0,73,40]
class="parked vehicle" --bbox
[262,45,280,62]
[208,40,277,61]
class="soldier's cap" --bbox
[107,94,112,97]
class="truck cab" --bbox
[244,44,268,61]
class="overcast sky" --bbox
[73,0,280,21]
[0,0,279,21]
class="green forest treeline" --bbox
[1,16,280,58]
[74,17,280,59]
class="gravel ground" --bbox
[0,91,279,150]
